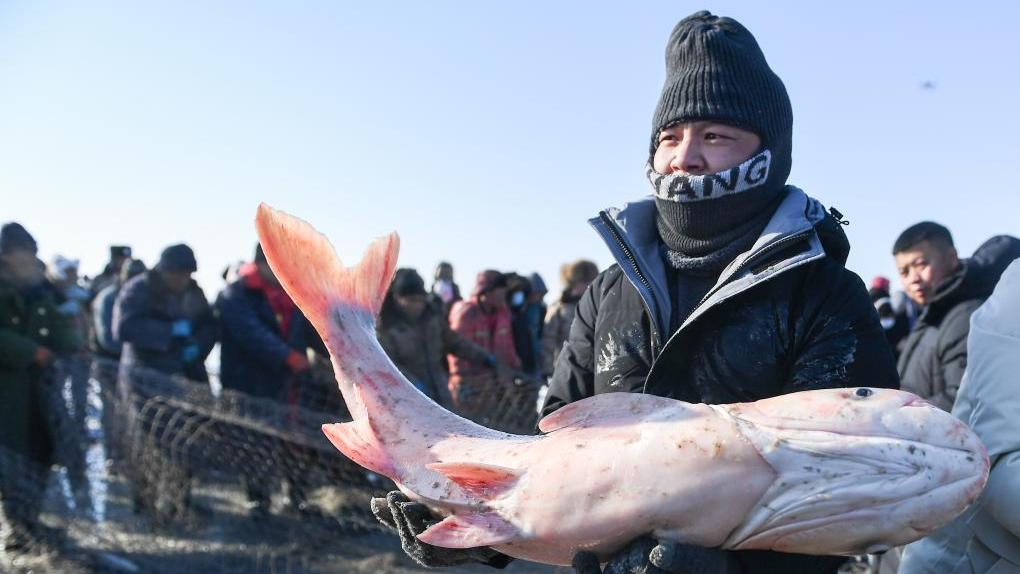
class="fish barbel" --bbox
[255,204,989,566]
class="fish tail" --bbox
[254,203,398,337]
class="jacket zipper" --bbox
[598,212,663,352]
[646,229,815,388]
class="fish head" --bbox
[722,388,990,554]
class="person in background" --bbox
[377,268,494,408]
[47,255,91,340]
[0,223,84,550]
[113,243,217,383]
[447,270,520,418]
[894,222,1020,411]
[505,273,538,380]
[216,243,314,516]
[430,261,461,319]
[869,276,909,361]
[899,259,1020,572]
[92,258,147,359]
[541,259,599,379]
[89,245,132,301]
[524,273,547,381]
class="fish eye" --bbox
[854,388,874,399]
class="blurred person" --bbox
[869,275,891,299]
[215,243,316,516]
[524,272,547,380]
[0,223,85,550]
[541,259,599,378]
[869,276,909,361]
[111,243,216,520]
[505,273,538,379]
[447,270,520,417]
[47,255,91,335]
[894,223,1020,411]
[92,258,147,359]
[377,268,494,407]
[430,261,461,318]
[89,245,132,301]
[113,243,217,382]
[899,259,1020,572]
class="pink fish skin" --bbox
[255,204,990,566]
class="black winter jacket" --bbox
[216,277,315,400]
[897,235,1020,412]
[542,188,900,574]
[113,270,218,382]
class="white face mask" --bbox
[880,317,896,331]
[433,279,454,304]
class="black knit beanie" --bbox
[0,222,38,256]
[649,11,793,272]
[158,243,197,273]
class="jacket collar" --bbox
[590,186,830,339]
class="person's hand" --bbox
[572,537,738,574]
[285,351,310,373]
[181,344,200,364]
[171,319,192,337]
[370,491,513,569]
[32,345,55,366]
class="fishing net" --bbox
[0,354,553,574]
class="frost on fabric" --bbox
[596,325,646,387]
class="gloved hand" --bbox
[171,319,192,338]
[370,491,513,569]
[181,344,200,364]
[572,536,738,574]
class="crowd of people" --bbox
[3,8,1020,574]
[0,217,605,551]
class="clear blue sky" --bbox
[2,1,1018,299]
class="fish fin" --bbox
[255,203,399,335]
[538,392,680,433]
[322,421,395,477]
[426,462,520,499]
[416,512,517,548]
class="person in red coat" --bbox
[446,270,520,421]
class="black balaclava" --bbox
[649,11,793,274]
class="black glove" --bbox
[572,536,739,574]
[370,491,514,569]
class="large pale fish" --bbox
[255,204,989,566]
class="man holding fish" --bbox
[366,10,902,574]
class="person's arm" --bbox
[216,289,288,367]
[113,279,174,352]
[192,298,219,361]
[441,320,492,365]
[92,289,120,354]
[542,281,600,416]
[929,302,982,411]
[985,451,1020,537]
[0,328,39,369]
